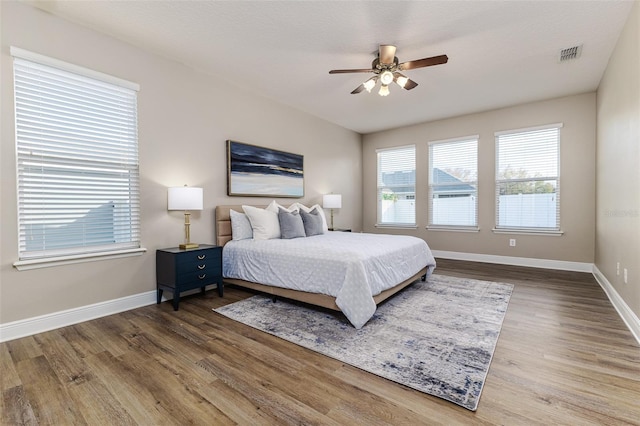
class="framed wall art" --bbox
[227,140,304,198]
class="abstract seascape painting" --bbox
[227,140,304,197]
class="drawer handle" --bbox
[198,274,206,280]
[198,264,206,270]
[197,254,206,260]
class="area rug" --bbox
[213,274,513,411]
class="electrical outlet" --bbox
[624,268,628,284]
[509,239,516,247]
[617,262,620,275]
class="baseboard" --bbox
[432,250,593,272]
[0,290,158,343]
[592,266,640,346]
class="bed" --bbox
[216,204,436,328]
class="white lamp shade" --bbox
[168,186,203,211]
[323,194,342,209]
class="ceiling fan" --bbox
[329,45,448,96]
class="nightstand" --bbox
[329,228,351,232]
[156,244,223,310]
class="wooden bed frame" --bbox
[215,205,428,311]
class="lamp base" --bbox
[179,242,199,250]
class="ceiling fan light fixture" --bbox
[396,76,409,88]
[380,70,394,86]
[378,85,390,97]
[363,78,377,93]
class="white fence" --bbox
[498,193,557,228]
[381,200,415,224]
[381,193,556,228]
[432,196,476,226]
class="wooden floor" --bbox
[2,260,639,425]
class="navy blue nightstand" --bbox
[156,244,223,310]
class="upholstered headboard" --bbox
[215,205,266,246]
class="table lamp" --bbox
[168,185,203,249]
[323,193,342,230]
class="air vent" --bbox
[559,44,583,62]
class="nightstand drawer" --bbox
[177,267,222,284]
[175,249,221,264]
[173,273,216,293]
[176,257,220,275]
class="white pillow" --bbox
[230,209,253,240]
[242,205,281,240]
[296,203,329,232]
[266,200,299,213]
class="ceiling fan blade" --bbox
[329,68,374,74]
[379,45,397,65]
[402,79,418,90]
[351,83,366,94]
[394,72,418,90]
[398,54,448,71]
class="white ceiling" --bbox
[28,1,634,134]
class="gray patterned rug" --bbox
[214,274,513,411]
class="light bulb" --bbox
[378,85,390,97]
[380,70,394,86]
[396,76,409,88]
[363,78,376,93]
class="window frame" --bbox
[427,135,479,231]
[375,145,417,228]
[11,47,145,270]
[493,123,563,235]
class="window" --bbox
[376,145,416,226]
[12,47,141,263]
[428,137,478,229]
[495,124,561,232]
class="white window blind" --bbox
[376,146,416,226]
[428,137,478,228]
[13,50,140,260]
[495,124,561,231]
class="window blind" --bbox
[376,145,416,226]
[495,125,561,230]
[428,137,478,228]
[13,52,140,260]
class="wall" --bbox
[596,1,640,319]
[0,2,362,324]
[363,93,596,263]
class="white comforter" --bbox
[223,232,436,328]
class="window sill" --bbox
[13,248,147,271]
[426,226,480,233]
[375,224,418,230]
[491,228,564,236]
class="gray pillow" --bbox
[300,207,324,237]
[278,209,306,239]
